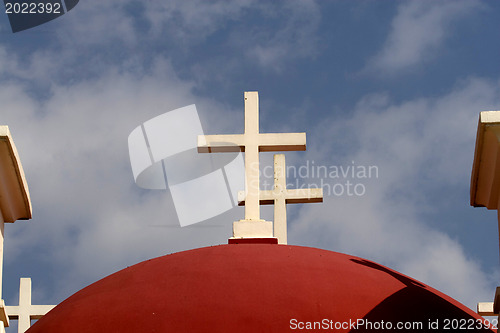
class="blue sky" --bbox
[0,1,499,329]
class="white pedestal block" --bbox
[233,220,273,238]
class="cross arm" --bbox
[5,306,20,319]
[238,188,323,206]
[285,188,323,204]
[30,305,55,319]
[258,133,306,152]
[197,134,245,153]
[5,304,54,320]
[237,190,274,206]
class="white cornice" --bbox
[0,126,31,222]
[470,111,500,209]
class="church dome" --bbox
[27,244,494,332]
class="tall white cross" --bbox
[239,154,323,244]
[198,92,306,239]
[5,278,55,333]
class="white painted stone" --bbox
[232,220,273,238]
[6,278,55,333]
[477,302,495,316]
[470,111,500,209]
[0,126,32,223]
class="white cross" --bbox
[5,278,55,333]
[239,154,323,244]
[198,91,306,223]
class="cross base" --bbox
[232,220,273,238]
[477,286,500,318]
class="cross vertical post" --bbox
[17,278,31,333]
[243,92,261,221]
[272,154,288,243]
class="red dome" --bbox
[28,244,494,332]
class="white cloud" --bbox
[56,0,255,49]
[365,0,482,75]
[58,1,138,46]
[248,0,320,69]
[0,57,248,300]
[144,0,254,42]
[290,77,500,309]
[142,0,321,69]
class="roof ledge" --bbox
[0,126,31,222]
[471,111,500,209]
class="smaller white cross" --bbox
[5,278,55,333]
[239,154,323,244]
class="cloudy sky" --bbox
[0,0,499,329]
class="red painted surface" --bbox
[28,245,495,332]
[228,237,278,244]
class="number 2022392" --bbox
[5,2,62,14]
